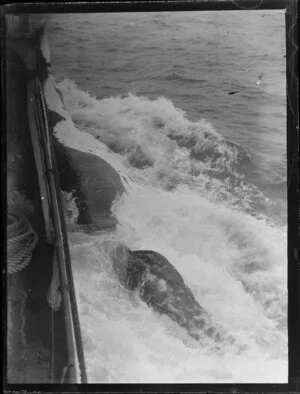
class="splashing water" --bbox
[58,79,274,216]
[54,78,287,383]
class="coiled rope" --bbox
[7,211,38,274]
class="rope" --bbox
[7,211,38,274]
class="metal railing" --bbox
[27,77,88,383]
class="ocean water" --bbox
[46,10,287,383]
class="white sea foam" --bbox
[43,76,136,193]
[56,79,274,217]
[46,76,287,383]
[69,189,287,382]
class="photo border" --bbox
[2,0,299,392]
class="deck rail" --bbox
[27,77,88,383]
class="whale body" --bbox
[110,244,231,344]
[53,140,125,231]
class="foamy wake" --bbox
[56,79,273,217]
[53,78,287,383]
[69,189,287,382]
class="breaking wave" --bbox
[57,79,274,216]
[53,78,287,383]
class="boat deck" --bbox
[6,38,69,383]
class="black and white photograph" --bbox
[5,2,294,386]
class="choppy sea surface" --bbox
[47,10,287,383]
